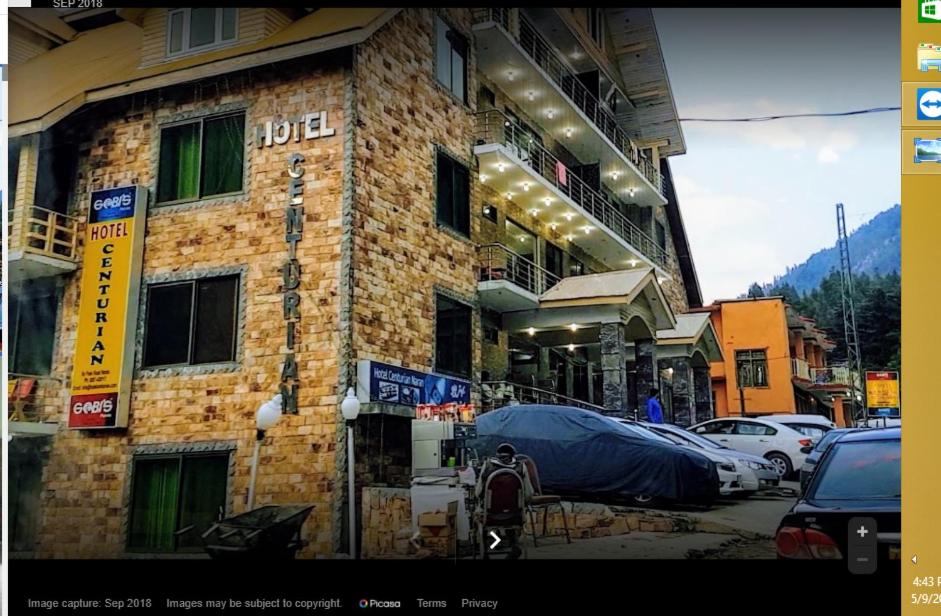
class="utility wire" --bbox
[679,106,900,122]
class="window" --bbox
[479,86,496,109]
[157,112,245,205]
[435,294,472,378]
[587,9,604,48]
[435,17,468,103]
[545,242,564,279]
[811,440,900,500]
[569,256,585,277]
[167,8,237,56]
[9,139,21,206]
[435,150,470,236]
[143,276,239,368]
[506,218,536,263]
[36,130,77,214]
[482,203,498,224]
[9,281,58,375]
[128,453,229,552]
[734,422,777,436]
[736,350,769,387]
[655,221,667,251]
[694,420,735,435]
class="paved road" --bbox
[521,483,799,560]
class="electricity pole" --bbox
[836,203,865,425]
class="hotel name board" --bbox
[69,185,147,429]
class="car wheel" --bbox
[765,453,792,478]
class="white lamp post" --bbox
[341,387,361,558]
[248,393,283,511]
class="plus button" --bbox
[856,526,869,538]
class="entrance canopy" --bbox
[654,312,723,365]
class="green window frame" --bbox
[735,349,769,388]
[157,112,245,205]
[127,452,230,553]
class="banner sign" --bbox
[356,360,470,407]
[865,371,901,417]
[69,185,147,429]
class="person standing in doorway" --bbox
[646,388,664,424]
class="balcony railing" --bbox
[472,8,665,195]
[481,380,606,414]
[811,366,852,387]
[9,204,80,262]
[479,243,560,296]
[476,109,668,267]
[791,358,810,380]
[8,373,64,425]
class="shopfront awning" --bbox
[793,379,835,410]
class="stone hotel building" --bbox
[7,7,721,557]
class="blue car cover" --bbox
[471,405,719,504]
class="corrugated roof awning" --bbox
[10,8,395,134]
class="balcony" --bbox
[475,110,668,273]
[8,204,80,281]
[8,374,63,436]
[791,358,810,381]
[478,243,560,312]
[472,8,666,203]
[481,380,606,414]
[811,365,853,388]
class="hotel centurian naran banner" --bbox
[68,185,147,429]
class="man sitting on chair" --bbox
[475,442,534,558]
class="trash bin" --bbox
[199,504,315,559]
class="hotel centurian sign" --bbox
[280,153,306,414]
[69,186,147,429]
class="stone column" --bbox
[600,323,627,414]
[671,357,694,426]
[693,366,713,423]
[635,338,657,420]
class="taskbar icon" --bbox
[914,137,941,162]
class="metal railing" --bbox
[478,243,560,296]
[476,109,668,267]
[472,8,665,195]
[481,380,606,413]
[811,365,852,387]
[8,374,64,424]
[8,204,80,262]
[791,358,810,380]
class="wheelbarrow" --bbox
[194,504,315,559]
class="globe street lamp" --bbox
[341,387,361,558]
[248,393,283,511]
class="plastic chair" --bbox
[9,378,37,422]
[517,455,570,546]
[477,468,525,559]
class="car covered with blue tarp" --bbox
[471,405,720,505]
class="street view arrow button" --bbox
[489,531,501,550]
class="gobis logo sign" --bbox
[72,398,114,415]
[69,393,119,428]
[92,192,133,211]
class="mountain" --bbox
[768,204,900,294]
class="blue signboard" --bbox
[89,186,139,223]
[361,361,470,406]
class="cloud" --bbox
[818,147,840,163]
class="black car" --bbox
[776,428,900,561]
[798,428,864,492]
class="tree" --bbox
[747,282,765,298]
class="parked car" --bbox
[608,419,744,497]
[473,405,720,506]
[643,422,780,494]
[799,428,864,492]
[687,417,814,479]
[776,428,900,561]
[760,413,836,441]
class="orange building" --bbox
[691,297,853,427]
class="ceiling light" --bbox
[522,182,531,192]
[628,187,637,198]
[611,171,620,181]
[564,213,574,221]
[550,223,558,231]
[565,128,573,138]
[528,91,535,101]
[530,209,539,217]
[479,174,488,183]
[566,235,574,242]
[546,109,555,120]
[628,258,639,268]
[506,192,513,200]
[569,323,578,332]
[543,197,552,207]
[519,235,528,242]
[583,225,593,234]
[507,71,515,82]
[527,327,536,336]
[497,162,506,173]
[568,343,576,352]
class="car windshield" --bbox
[616,422,676,445]
[810,440,901,500]
[658,427,726,450]
[813,429,847,452]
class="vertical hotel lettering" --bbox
[69,186,147,428]
[280,153,305,413]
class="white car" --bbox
[610,419,744,496]
[760,413,835,441]
[687,417,814,479]
[644,422,781,494]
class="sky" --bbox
[653,8,900,303]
